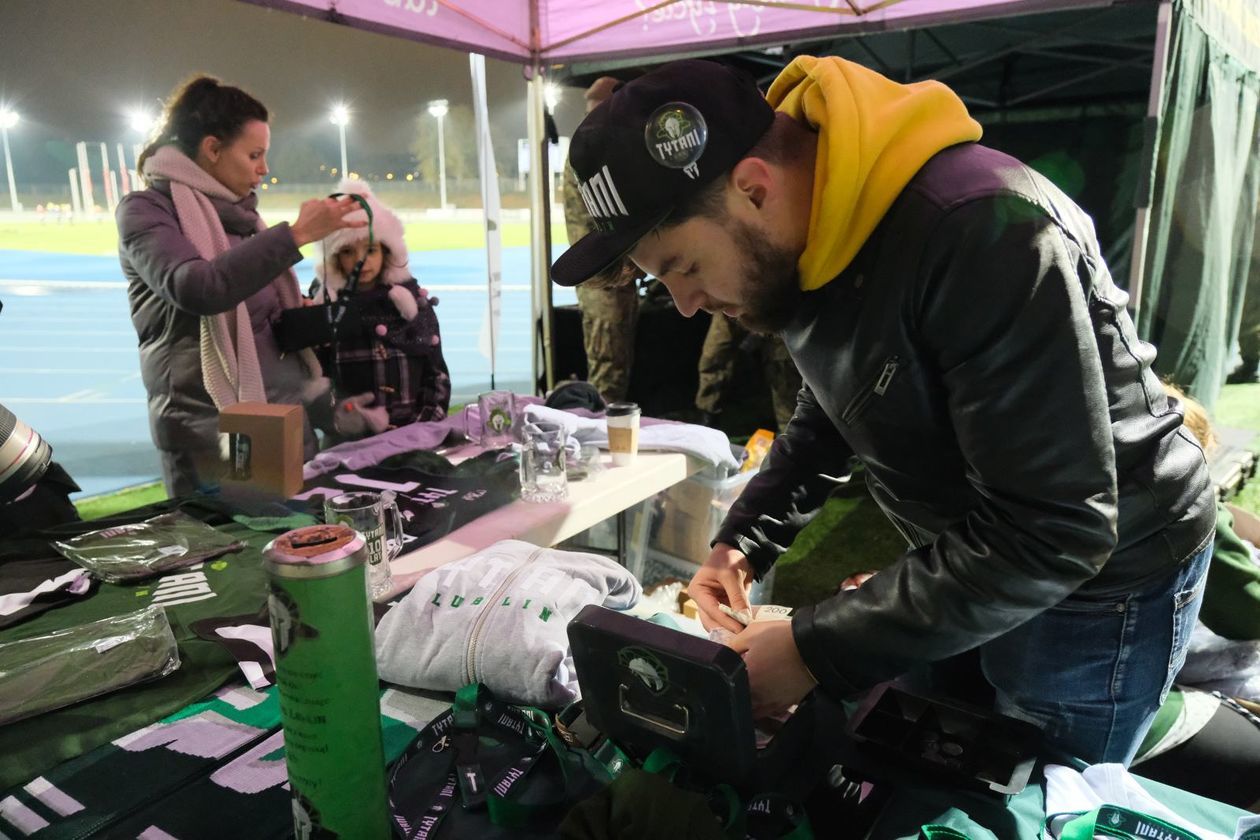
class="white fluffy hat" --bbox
[313,178,410,294]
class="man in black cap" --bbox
[552,56,1216,765]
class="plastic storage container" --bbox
[641,451,775,603]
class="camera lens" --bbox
[0,403,53,503]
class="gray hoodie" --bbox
[374,540,641,708]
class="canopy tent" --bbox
[1133,0,1260,406]
[243,0,1260,407]
[240,0,1121,64]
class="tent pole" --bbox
[527,70,555,395]
[1128,0,1172,321]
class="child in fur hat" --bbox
[311,180,451,437]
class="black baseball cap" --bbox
[551,59,775,287]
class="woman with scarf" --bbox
[118,76,363,496]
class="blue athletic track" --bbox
[0,248,576,498]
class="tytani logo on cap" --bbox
[645,102,707,180]
[577,164,630,232]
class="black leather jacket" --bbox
[715,143,1215,698]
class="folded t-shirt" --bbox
[52,511,245,583]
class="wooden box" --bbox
[218,402,304,498]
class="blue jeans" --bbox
[979,541,1212,765]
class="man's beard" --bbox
[729,218,802,335]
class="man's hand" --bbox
[688,543,754,634]
[727,621,817,717]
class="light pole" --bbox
[1,108,20,212]
[427,99,448,210]
[330,105,350,177]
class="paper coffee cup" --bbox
[605,402,640,466]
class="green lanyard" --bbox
[927,800,1249,840]
[928,804,1212,840]
[1050,805,1203,840]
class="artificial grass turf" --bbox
[1216,382,1260,442]
[73,481,168,521]
[770,482,906,608]
[0,218,543,258]
[1214,382,1260,518]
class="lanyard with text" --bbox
[1050,805,1203,840]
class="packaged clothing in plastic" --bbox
[0,513,271,792]
[375,540,641,708]
[0,605,180,725]
[52,511,244,583]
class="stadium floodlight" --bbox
[0,108,20,212]
[127,109,156,136]
[330,104,351,176]
[427,99,449,210]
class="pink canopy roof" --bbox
[245,0,1120,65]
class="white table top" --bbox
[386,450,702,593]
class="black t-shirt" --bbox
[0,461,81,539]
[295,451,519,549]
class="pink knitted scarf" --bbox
[143,145,320,409]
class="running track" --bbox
[0,248,576,497]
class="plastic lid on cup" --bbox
[606,402,640,417]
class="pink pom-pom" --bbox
[429,334,440,346]
[375,324,388,337]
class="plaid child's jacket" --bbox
[322,278,451,427]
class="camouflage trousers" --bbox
[575,282,640,403]
[695,315,802,433]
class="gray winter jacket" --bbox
[117,182,320,457]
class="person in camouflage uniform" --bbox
[562,77,643,403]
[695,315,802,433]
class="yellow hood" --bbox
[766,56,982,291]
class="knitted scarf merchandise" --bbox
[766,56,984,291]
[142,145,321,409]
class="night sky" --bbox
[0,0,589,185]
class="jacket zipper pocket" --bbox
[841,356,900,426]
[464,547,545,685]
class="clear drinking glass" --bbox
[466,390,516,449]
[323,491,403,599]
[519,420,568,503]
